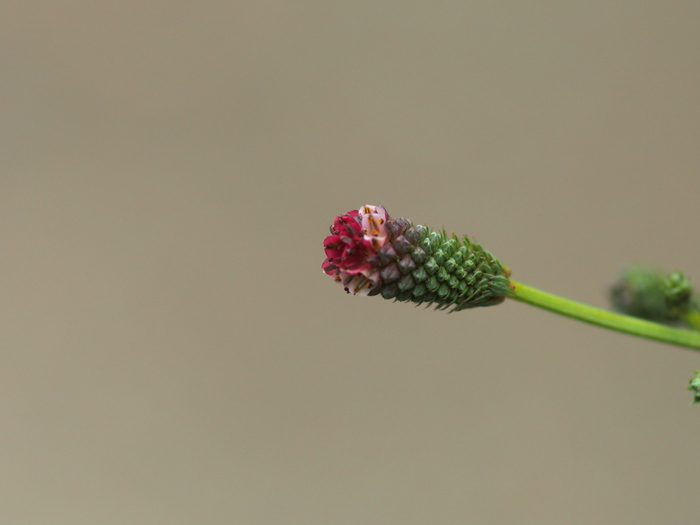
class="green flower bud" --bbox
[610,266,696,325]
[688,370,700,404]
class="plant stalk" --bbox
[508,280,700,351]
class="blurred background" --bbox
[2,2,700,523]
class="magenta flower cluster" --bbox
[321,205,388,295]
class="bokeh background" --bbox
[3,2,700,523]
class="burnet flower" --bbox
[322,205,511,311]
[610,266,696,326]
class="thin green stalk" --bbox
[508,280,700,351]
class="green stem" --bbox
[507,280,700,351]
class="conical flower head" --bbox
[322,205,511,311]
[610,266,696,324]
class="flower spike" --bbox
[322,205,511,310]
[609,266,699,330]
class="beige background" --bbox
[3,2,700,523]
